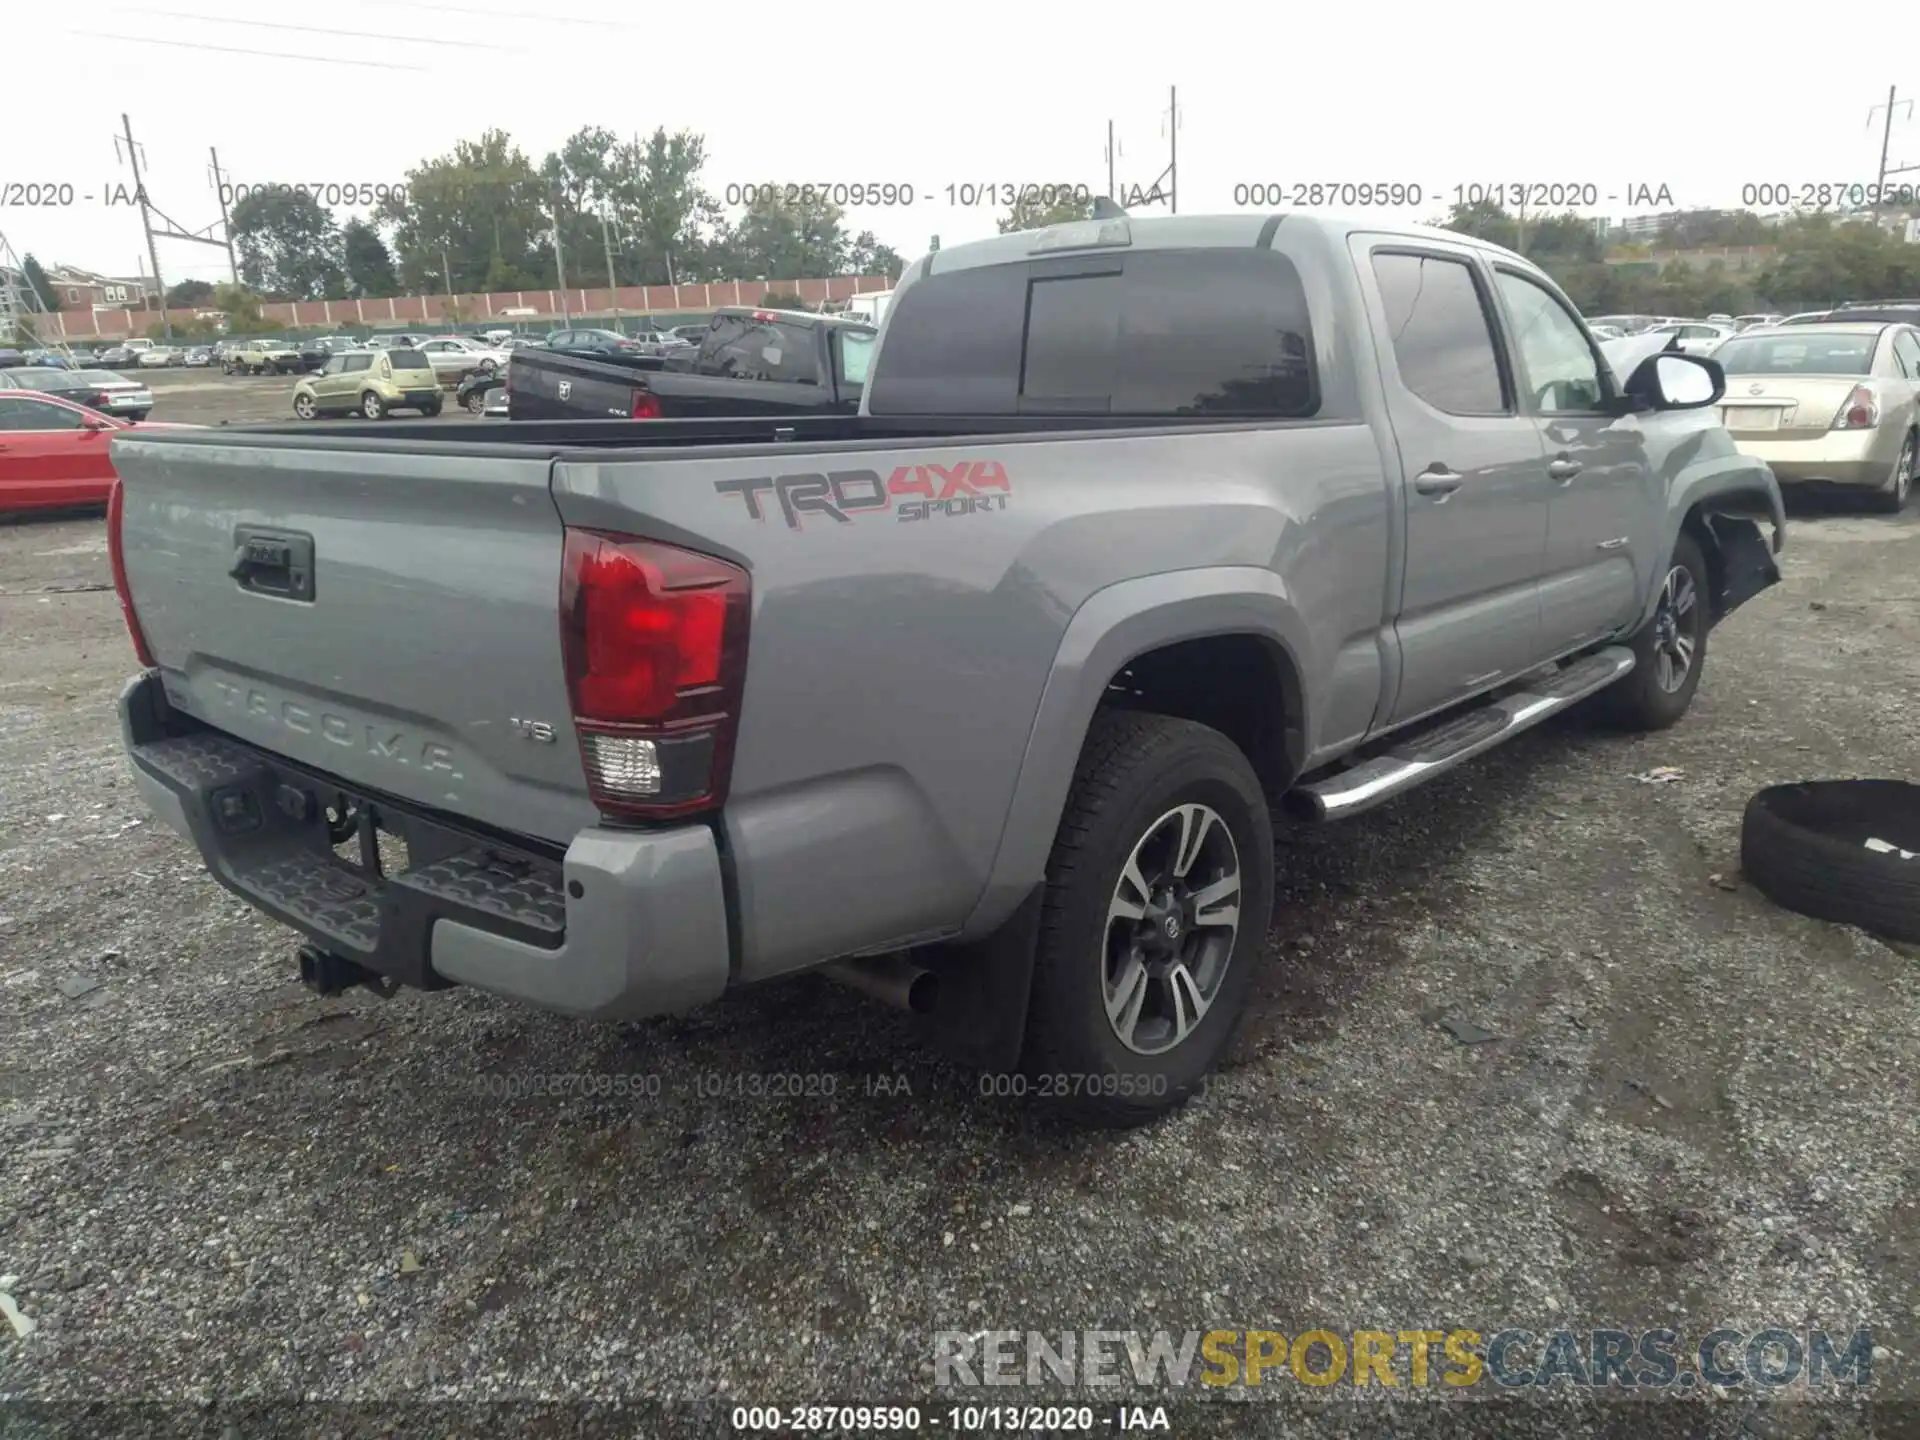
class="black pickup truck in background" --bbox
[506,307,877,420]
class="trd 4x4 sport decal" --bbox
[714,460,1011,530]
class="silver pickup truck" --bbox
[107,212,1785,1126]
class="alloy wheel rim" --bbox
[1652,564,1699,694]
[1102,803,1242,1056]
[1899,442,1913,504]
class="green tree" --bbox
[996,188,1096,234]
[759,291,809,311]
[607,127,723,284]
[542,125,624,287]
[728,187,848,279]
[165,278,215,307]
[844,231,905,281]
[381,129,551,294]
[231,189,343,300]
[21,254,60,311]
[211,282,275,334]
[340,219,399,299]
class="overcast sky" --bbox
[9,1,1918,285]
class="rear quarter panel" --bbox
[552,421,1389,978]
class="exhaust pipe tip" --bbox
[821,956,940,1015]
[903,968,940,1016]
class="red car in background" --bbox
[0,391,186,515]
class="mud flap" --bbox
[1705,513,1781,627]
[910,886,1044,1074]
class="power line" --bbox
[79,32,431,70]
[137,9,508,48]
[376,0,622,25]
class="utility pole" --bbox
[1872,86,1912,225]
[120,114,170,340]
[601,204,620,326]
[550,187,571,324]
[1168,85,1178,214]
[1106,119,1116,200]
[440,246,455,324]
[207,148,240,285]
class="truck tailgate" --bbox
[111,435,598,845]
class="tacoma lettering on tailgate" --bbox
[713,460,1011,530]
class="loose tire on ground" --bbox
[1741,781,1920,944]
[1021,712,1274,1127]
[1593,531,1709,732]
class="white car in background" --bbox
[415,335,508,381]
[1643,321,1738,356]
[136,347,179,367]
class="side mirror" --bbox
[81,417,112,433]
[1625,351,1723,411]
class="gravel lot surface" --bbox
[2,465,1918,1436]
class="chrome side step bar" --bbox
[1284,646,1636,822]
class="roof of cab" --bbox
[915,210,1538,277]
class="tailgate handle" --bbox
[230,528,315,602]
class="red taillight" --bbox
[106,478,157,668]
[559,530,749,821]
[631,390,661,419]
[750,309,777,321]
[1834,385,1879,430]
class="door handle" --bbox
[1548,458,1582,482]
[1413,467,1464,497]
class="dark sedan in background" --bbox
[0,366,153,422]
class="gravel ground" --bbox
[2,483,1918,1438]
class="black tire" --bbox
[292,393,317,420]
[465,388,489,415]
[1022,712,1274,1127]
[360,390,387,420]
[1593,531,1709,732]
[1741,781,1920,943]
[420,399,443,417]
[1871,431,1915,514]
[128,410,149,423]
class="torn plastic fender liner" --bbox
[1703,512,1781,627]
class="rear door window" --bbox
[387,348,432,372]
[869,247,1319,416]
[1370,251,1508,415]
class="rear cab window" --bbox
[868,247,1319,417]
[694,316,823,385]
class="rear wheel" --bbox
[292,392,317,420]
[465,388,489,415]
[1594,532,1709,731]
[420,398,443,417]
[360,390,387,420]
[1872,431,1915,514]
[1022,712,1273,1127]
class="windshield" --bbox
[1710,333,1877,375]
[387,349,432,370]
[5,368,69,386]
